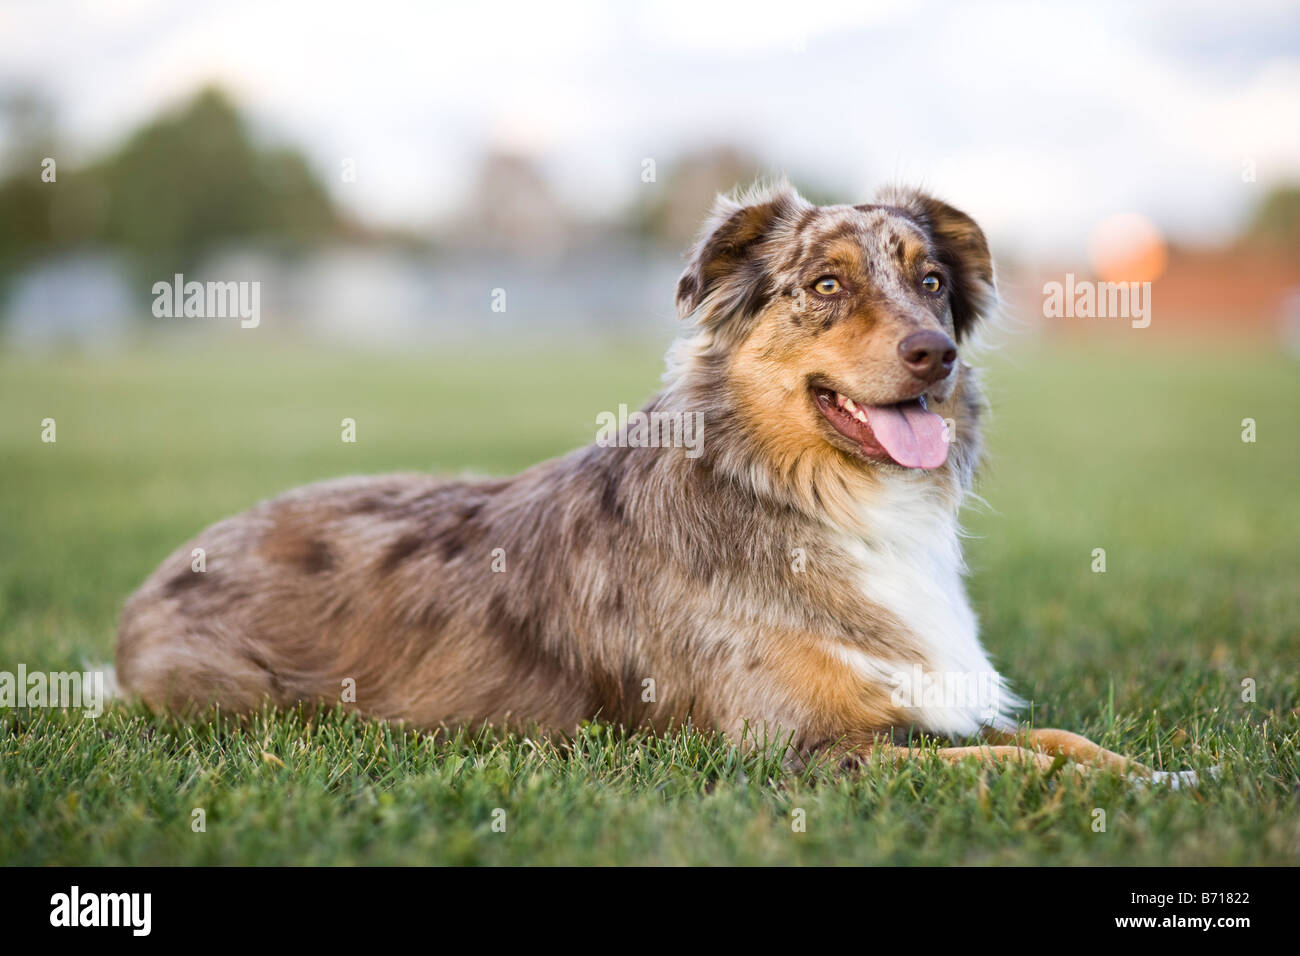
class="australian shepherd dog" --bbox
[117,181,1198,784]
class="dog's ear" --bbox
[883,189,995,341]
[676,180,809,329]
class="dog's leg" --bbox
[870,741,1079,774]
[983,727,1135,770]
[859,731,1204,788]
[785,732,1074,775]
[982,727,1205,788]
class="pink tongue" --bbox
[862,400,949,469]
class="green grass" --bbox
[1,336,1297,865]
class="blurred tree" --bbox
[0,85,339,282]
[624,145,843,247]
[1244,183,1300,258]
[629,145,763,247]
[0,88,58,175]
[453,150,573,255]
[0,90,61,269]
[96,87,337,273]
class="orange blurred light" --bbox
[1087,213,1168,284]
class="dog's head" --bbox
[676,181,994,476]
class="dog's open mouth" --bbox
[812,386,949,469]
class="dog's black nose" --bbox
[898,330,957,383]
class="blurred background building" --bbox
[0,0,1297,351]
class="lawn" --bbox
[1,334,1297,865]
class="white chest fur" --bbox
[832,472,1020,738]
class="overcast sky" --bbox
[2,0,1298,257]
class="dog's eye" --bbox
[921,274,943,294]
[812,276,841,296]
